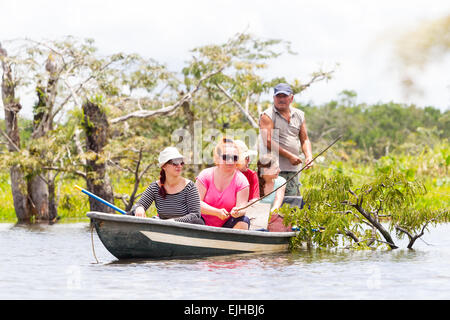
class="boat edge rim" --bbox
[86,211,298,238]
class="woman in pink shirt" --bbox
[195,138,250,229]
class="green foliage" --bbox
[0,172,16,222]
[1,34,448,231]
[0,118,33,148]
[282,172,355,249]
[301,94,449,160]
[283,161,448,250]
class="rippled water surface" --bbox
[1,222,450,299]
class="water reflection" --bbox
[197,253,288,271]
[1,222,450,299]
[96,242,436,270]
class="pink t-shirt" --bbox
[196,167,249,227]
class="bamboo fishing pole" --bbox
[74,185,127,214]
[237,135,343,211]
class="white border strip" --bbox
[140,231,289,252]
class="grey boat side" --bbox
[87,212,297,260]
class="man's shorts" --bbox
[279,171,300,197]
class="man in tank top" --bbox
[259,83,313,196]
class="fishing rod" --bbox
[74,185,127,215]
[75,135,342,215]
[238,135,343,211]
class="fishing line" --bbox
[90,222,100,264]
[237,135,343,212]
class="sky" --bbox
[1,0,450,118]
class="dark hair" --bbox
[158,169,167,199]
[257,154,275,198]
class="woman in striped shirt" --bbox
[129,147,204,225]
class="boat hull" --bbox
[87,212,297,260]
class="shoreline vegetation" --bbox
[1,100,448,224]
[0,35,448,250]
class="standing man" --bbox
[259,83,313,196]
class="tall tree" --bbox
[0,43,30,221]
[82,100,114,213]
[1,33,335,221]
[0,37,129,221]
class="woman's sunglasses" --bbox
[221,154,239,162]
[167,159,185,166]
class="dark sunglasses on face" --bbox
[221,154,239,162]
[168,159,185,166]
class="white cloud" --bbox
[1,0,449,116]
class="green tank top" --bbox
[260,176,286,205]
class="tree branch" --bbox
[297,70,335,92]
[395,216,438,249]
[341,229,360,243]
[215,83,258,128]
[0,128,21,152]
[52,59,117,121]
[341,196,398,249]
[42,166,86,179]
[110,66,224,124]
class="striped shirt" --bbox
[130,180,204,225]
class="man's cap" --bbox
[273,83,293,96]
[158,147,184,167]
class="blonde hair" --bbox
[213,137,243,166]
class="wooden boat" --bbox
[87,211,298,260]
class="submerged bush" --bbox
[282,168,449,250]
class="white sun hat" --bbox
[234,140,258,159]
[158,147,184,167]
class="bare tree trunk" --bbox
[47,175,59,221]
[353,204,398,249]
[25,54,62,222]
[82,101,115,213]
[9,166,31,221]
[182,98,200,178]
[28,86,50,222]
[28,175,49,221]
[1,43,32,222]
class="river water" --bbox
[1,222,449,300]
